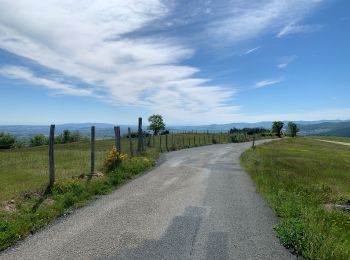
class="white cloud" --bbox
[277,55,297,68]
[207,0,324,43]
[0,66,92,96]
[255,78,284,88]
[0,0,239,123]
[277,24,323,38]
[243,46,261,55]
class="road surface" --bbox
[1,140,294,259]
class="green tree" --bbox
[30,134,48,147]
[288,122,299,137]
[62,130,71,143]
[272,121,284,138]
[148,114,166,135]
[0,132,16,149]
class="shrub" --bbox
[0,132,16,149]
[29,134,48,147]
[160,130,169,135]
[55,130,83,144]
[104,146,128,172]
[13,140,26,148]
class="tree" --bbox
[30,134,48,147]
[288,122,299,137]
[148,114,166,135]
[0,132,16,149]
[272,121,284,138]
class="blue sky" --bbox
[0,0,349,125]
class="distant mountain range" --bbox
[1,120,350,140]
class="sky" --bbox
[0,0,349,125]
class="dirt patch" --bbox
[1,200,17,212]
[325,203,350,213]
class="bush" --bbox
[104,146,128,172]
[55,130,83,144]
[29,134,48,147]
[0,132,16,149]
[13,140,26,148]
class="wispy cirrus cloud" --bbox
[243,47,261,55]
[255,78,284,89]
[277,55,297,68]
[207,0,324,44]
[0,66,93,96]
[277,23,323,38]
[0,0,240,123]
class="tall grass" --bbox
[241,138,350,259]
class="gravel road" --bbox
[1,140,294,259]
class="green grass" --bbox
[241,137,350,259]
[0,132,259,251]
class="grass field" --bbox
[0,132,234,203]
[241,137,350,259]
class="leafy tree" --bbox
[30,134,48,147]
[272,121,284,138]
[62,129,71,143]
[148,114,166,135]
[0,132,16,149]
[288,122,299,137]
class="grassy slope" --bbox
[241,138,350,259]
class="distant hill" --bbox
[1,120,350,140]
[298,121,350,137]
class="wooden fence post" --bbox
[153,135,155,147]
[183,135,185,147]
[137,117,142,155]
[114,126,121,153]
[252,134,256,148]
[166,134,168,151]
[91,126,95,178]
[143,131,146,149]
[128,127,133,158]
[159,135,162,152]
[49,124,55,187]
